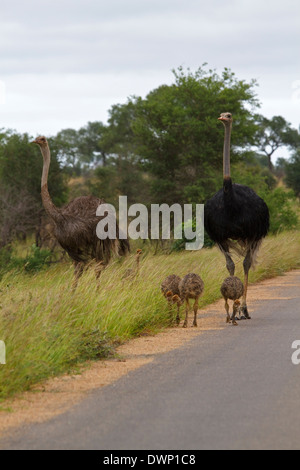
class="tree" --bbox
[254,115,300,171]
[89,101,151,206]
[100,101,138,159]
[285,150,300,197]
[0,130,67,245]
[0,132,67,207]
[77,121,108,167]
[0,188,40,247]
[132,65,260,204]
[52,122,112,174]
[51,129,82,175]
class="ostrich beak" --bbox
[31,139,38,144]
[218,117,231,125]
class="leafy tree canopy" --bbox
[254,115,300,171]
[285,150,300,197]
[131,65,260,203]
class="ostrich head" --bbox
[31,136,48,148]
[31,136,51,191]
[172,294,183,306]
[218,112,233,125]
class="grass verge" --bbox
[0,230,300,401]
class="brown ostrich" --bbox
[179,273,204,328]
[221,276,244,326]
[161,274,182,325]
[32,136,130,288]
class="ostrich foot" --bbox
[240,306,251,320]
[193,321,198,327]
[182,321,188,328]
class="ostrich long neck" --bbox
[223,122,232,178]
[40,144,61,223]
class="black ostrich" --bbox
[204,113,270,319]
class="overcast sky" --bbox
[0,0,299,154]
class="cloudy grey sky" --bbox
[0,0,299,147]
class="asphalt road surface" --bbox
[2,271,300,450]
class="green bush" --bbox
[262,188,299,233]
[285,151,300,197]
[0,245,52,277]
[22,245,52,273]
[172,219,214,252]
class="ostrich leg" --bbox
[231,301,240,326]
[225,253,235,276]
[225,299,231,323]
[168,299,173,324]
[193,298,199,327]
[240,250,252,320]
[176,302,181,326]
[72,261,85,290]
[183,299,190,328]
[219,243,235,276]
[95,261,106,290]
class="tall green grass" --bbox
[0,231,300,400]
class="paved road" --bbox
[2,272,300,450]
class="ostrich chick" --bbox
[161,275,182,325]
[172,294,183,326]
[221,276,244,326]
[179,273,204,328]
[123,249,142,280]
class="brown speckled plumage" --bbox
[161,275,181,298]
[161,275,182,325]
[33,136,130,288]
[221,276,244,301]
[221,276,244,325]
[179,273,204,328]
